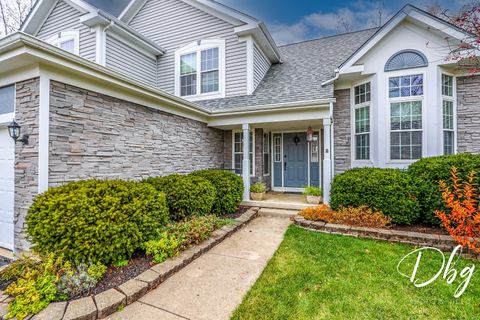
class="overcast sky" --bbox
[216,0,470,45]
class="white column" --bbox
[242,123,251,201]
[323,118,332,204]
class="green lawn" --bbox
[232,226,480,320]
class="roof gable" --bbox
[338,4,473,74]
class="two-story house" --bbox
[0,0,478,253]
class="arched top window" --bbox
[384,50,428,72]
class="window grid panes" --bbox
[443,100,455,155]
[180,53,197,96]
[311,135,319,163]
[0,85,15,115]
[389,74,423,98]
[233,132,253,175]
[390,101,423,160]
[201,48,219,94]
[274,136,281,162]
[263,133,270,175]
[59,39,75,53]
[442,74,453,97]
[354,82,371,105]
[355,106,370,160]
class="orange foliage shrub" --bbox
[299,205,391,228]
[435,167,480,253]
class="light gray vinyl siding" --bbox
[253,43,270,90]
[36,0,96,62]
[129,0,247,97]
[105,34,157,87]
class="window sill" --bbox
[181,92,225,102]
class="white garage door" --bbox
[0,126,14,251]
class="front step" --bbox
[258,208,299,218]
[242,200,311,211]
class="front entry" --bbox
[283,133,308,188]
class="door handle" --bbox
[284,162,287,171]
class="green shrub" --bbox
[143,215,230,263]
[3,254,71,320]
[408,154,480,225]
[26,179,169,265]
[330,168,420,225]
[250,182,267,193]
[143,233,180,263]
[144,175,216,221]
[190,170,244,215]
[303,186,323,197]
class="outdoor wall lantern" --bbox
[8,120,29,145]
[306,126,314,142]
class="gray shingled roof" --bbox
[84,0,131,16]
[198,28,378,112]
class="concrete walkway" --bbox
[109,216,291,320]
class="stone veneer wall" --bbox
[48,81,225,184]
[333,89,351,175]
[14,78,40,251]
[223,130,232,169]
[457,75,480,153]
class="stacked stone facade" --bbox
[14,78,40,251]
[457,75,480,153]
[48,81,225,185]
[333,89,351,175]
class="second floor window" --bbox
[47,30,79,55]
[176,40,225,100]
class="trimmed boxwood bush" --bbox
[190,169,243,215]
[408,154,480,225]
[330,168,420,225]
[144,174,216,221]
[26,179,169,265]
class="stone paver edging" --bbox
[293,215,479,257]
[0,208,258,320]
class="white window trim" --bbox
[351,79,373,166]
[0,84,16,125]
[175,39,226,101]
[232,130,255,177]
[46,30,80,55]
[386,71,427,163]
[263,131,270,176]
[441,72,457,155]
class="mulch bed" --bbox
[221,206,249,220]
[388,223,449,235]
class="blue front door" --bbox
[283,133,308,188]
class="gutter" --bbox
[321,69,340,87]
[210,98,335,116]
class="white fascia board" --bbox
[80,11,165,56]
[339,64,365,75]
[235,24,282,63]
[119,0,146,22]
[338,12,407,73]
[21,0,58,34]
[208,105,330,127]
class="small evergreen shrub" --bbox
[330,168,420,225]
[408,154,480,225]
[144,175,216,220]
[26,179,169,265]
[190,170,244,215]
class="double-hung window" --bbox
[389,74,423,160]
[442,74,455,155]
[47,30,79,55]
[353,82,370,160]
[176,40,225,100]
[233,132,254,175]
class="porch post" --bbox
[242,123,251,201]
[323,118,332,204]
